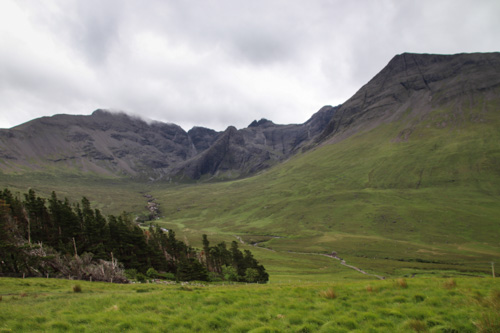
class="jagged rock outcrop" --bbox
[187,127,219,153]
[173,105,337,179]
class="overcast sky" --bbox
[0,0,499,131]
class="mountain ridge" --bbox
[1,52,499,181]
[0,105,337,180]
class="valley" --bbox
[1,52,499,281]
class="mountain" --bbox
[0,106,336,180]
[174,105,337,179]
[1,52,498,184]
[318,52,500,143]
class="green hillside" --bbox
[148,93,500,277]
[0,172,149,216]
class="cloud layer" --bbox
[1,0,499,131]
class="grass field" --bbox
[1,276,499,332]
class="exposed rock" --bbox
[0,105,335,180]
[318,52,500,143]
[187,127,220,153]
[248,118,275,127]
[174,106,338,179]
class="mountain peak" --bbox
[91,109,109,116]
[90,109,139,121]
[248,118,274,128]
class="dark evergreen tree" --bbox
[0,198,17,274]
[209,241,232,274]
[23,189,51,244]
[202,234,211,269]
[230,241,245,277]
[48,192,81,254]
[176,257,209,281]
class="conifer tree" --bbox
[202,234,211,269]
[176,258,209,281]
[230,241,245,276]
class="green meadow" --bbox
[1,276,499,332]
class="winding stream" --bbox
[234,235,385,280]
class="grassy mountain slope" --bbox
[149,66,500,277]
[0,172,150,215]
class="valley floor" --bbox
[1,276,499,332]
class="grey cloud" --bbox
[73,0,124,65]
[0,0,499,131]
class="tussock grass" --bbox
[319,288,337,299]
[405,319,428,332]
[395,278,408,289]
[72,284,82,293]
[443,278,457,289]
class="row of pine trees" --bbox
[0,188,268,283]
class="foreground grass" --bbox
[0,277,499,332]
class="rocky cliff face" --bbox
[173,105,337,179]
[0,105,336,180]
[317,52,500,143]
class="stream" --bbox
[234,235,385,280]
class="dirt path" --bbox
[320,253,385,280]
[234,235,277,251]
[233,235,245,244]
[234,235,385,280]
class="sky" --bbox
[0,0,499,131]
